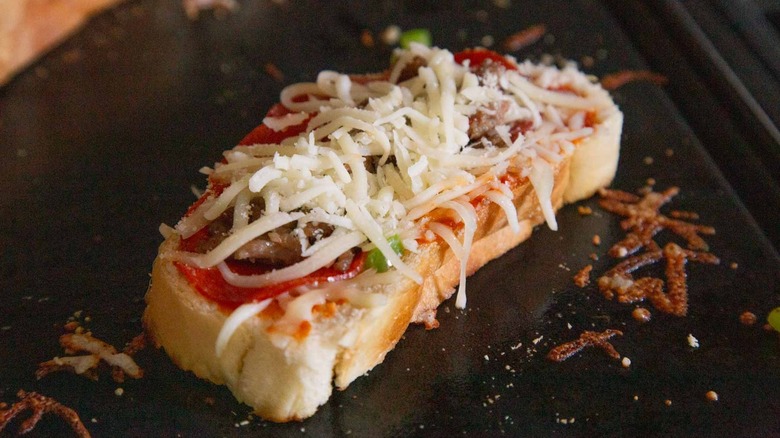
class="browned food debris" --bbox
[739,311,757,326]
[592,234,601,246]
[598,187,715,258]
[63,321,81,332]
[600,70,668,90]
[264,63,285,82]
[502,25,546,52]
[577,205,593,216]
[37,332,145,383]
[669,210,700,220]
[114,333,147,382]
[418,308,440,330]
[360,29,375,48]
[573,264,593,288]
[0,390,90,437]
[547,329,623,362]
[632,307,652,323]
[123,333,147,356]
[598,242,719,316]
[62,48,83,65]
[594,186,720,316]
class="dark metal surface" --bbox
[1,0,779,436]
[605,0,780,249]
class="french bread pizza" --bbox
[143,45,623,422]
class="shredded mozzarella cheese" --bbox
[528,158,558,231]
[345,200,422,284]
[218,230,366,288]
[204,177,250,221]
[263,112,310,131]
[215,299,272,357]
[218,231,366,287]
[485,190,520,234]
[171,212,304,268]
[172,46,614,321]
[441,199,477,308]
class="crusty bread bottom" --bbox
[143,109,623,422]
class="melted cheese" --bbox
[263,112,310,131]
[528,158,558,231]
[485,190,520,234]
[217,230,366,288]
[170,212,304,268]
[215,299,272,357]
[441,199,477,308]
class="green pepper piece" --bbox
[399,28,432,49]
[768,307,780,332]
[366,235,404,273]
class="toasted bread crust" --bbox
[564,110,623,203]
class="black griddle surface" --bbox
[1,1,779,436]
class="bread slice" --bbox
[0,0,126,86]
[143,46,622,422]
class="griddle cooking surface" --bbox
[1,1,778,436]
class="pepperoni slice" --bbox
[454,48,518,70]
[176,252,366,310]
